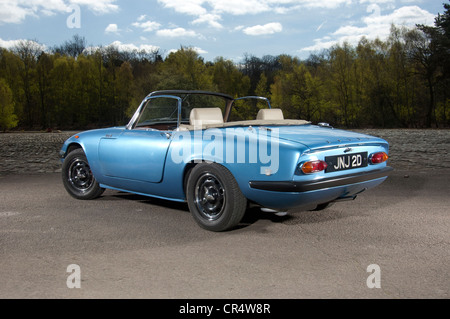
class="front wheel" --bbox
[62,148,105,200]
[186,163,247,232]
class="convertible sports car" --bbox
[60,90,392,231]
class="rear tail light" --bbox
[301,160,328,174]
[370,152,388,164]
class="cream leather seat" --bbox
[256,108,284,120]
[189,108,224,126]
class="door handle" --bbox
[161,132,172,139]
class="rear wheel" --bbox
[186,163,247,231]
[62,148,104,200]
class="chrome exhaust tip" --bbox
[260,208,288,217]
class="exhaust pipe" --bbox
[260,208,288,217]
[333,188,368,202]
[333,195,357,202]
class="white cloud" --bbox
[243,22,283,36]
[84,41,160,54]
[192,46,208,54]
[158,0,356,16]
[364,4,435,26]
[300,38,340,53]
[0,2,31,23]
[132,20,162,32]
[156,0,355,28]
[359,0,394,4]
[69,0,118,14]
[157,0,207,16]
[283,0,352,10]
[108,41,138,52]
[301,5,436,53]
[168,46,208,55]
[139,44,161,53]
[208,0,271,15]
[0,0,118,24]
[137,14,147,21]
[105,23,119,33]
[156,27,200,38]
[192,13,223,29]
[0,38,46,51]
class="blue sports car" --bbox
[60,90,392,231]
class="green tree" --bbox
[354,37,393,127]
[422,0,450,126]
[212,57,249,96]
[255,73,268,98]
[157,47,214,90]
[53,34,86,58]
[405,27,439,127]
[50,54,76,128]
[328,43,358,127]
[36,52,54,129]
[271,57,323,122]
[0,49,24,124]
[0,78,18,131]
[13,40,42,128]
[115,61,134,124]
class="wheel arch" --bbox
[61,142,84,161]
[66,143,83,156]
[181,160,247,199]
[184,160,248,231]
[61,146,105,200]
[182,161,197,196]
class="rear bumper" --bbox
[249,166,393,193]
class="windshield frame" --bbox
[126,91,273,130]
[127,95,183,130]
[233,96,272,109]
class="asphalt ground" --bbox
[0,169,448,299]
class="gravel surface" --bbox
[0,131,77,175]
[352,129,450,171]
[0,129,449,175]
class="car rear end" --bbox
[247,126,393,211]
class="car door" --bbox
[98,129,172,183]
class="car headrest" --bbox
[256,108,284,120]
[189,108,224,126]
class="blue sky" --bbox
[0,0,444,61]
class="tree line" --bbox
[1,4,449,131]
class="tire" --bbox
[62,148,105,200]
[186,163,247,232]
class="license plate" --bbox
[325,152,368,173]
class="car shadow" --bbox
[282,209,355,225]
[97,191,351,230]
[103,191,190,212]
[237,206,353,230]
[236,207,293,230]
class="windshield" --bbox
[134,93,229,130]
[135,97,180,128]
